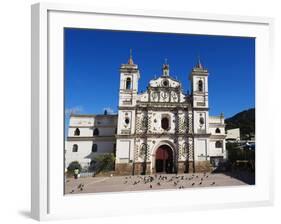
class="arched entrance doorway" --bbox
[155,145,173,173]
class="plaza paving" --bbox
[65,171,254,194]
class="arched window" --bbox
[74,128,80,136]
[215,141,222,148]
[198,80,203,92]
[215,128,221,133]
[161,117,169,130]
[126,77,131,90]
[72,144,78,152]
[92,144,98,152]
[93,128,99,136]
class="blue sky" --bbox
[64,28,255,122]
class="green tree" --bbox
[226,142,240,163]
[94,153,115,173]
[67,161,82,174]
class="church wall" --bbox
[97,127,116,136]
[116,139,134,163]
[194,138,208,161]
[117,110,136,135]
[65,141,92,169]
[209,140,223,156]
[209,115,223,123]
[69,116,94,126]
[95,116,117,126]
[65,140,116,170]
[68,126,116,137]
[209,126,225,135]
[137,92,149,102]
[115,138,136,175]
[68,127,93,137]
[148,111,177,134]
[193,111,208,133]
[209,139,226,159]
[68,115,117,137]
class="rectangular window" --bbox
[92,144,98,152]
[72,144,78,152]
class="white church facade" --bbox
[65,55,226,175]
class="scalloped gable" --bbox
[149,75,181,88]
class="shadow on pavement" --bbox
[212,169,255,185]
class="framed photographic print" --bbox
[31,2,274,221]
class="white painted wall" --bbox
[209,140,226,158]
[116,139,134,163]
[209,126,224,135]
[194,111,209,133]
[65,141,116,169]
[68,127,93,137]
[194,139,208,161]
[69,116,95,126]
[65,141,93,168]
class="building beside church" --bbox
[65,54,226,175]
[226,128,241,142]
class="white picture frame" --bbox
[31,2,274,221]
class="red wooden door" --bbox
[155,145,173,173]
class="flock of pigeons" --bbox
[69,173,217,193]
[123,173,216,189]
[70,183,84,193]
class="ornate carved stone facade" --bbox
[115,55,227,175]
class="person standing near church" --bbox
[74,168,79,179]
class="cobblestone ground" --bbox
[65,171,254,195]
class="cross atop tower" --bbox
[128,48,134,65]
[195,55,203,69]
[162,58,170,76]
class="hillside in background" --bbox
[225,108,255,140]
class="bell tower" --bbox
[118,49,140,107]
[115,50,140,173]
[189,57,211,167]
[189,58,209,110]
